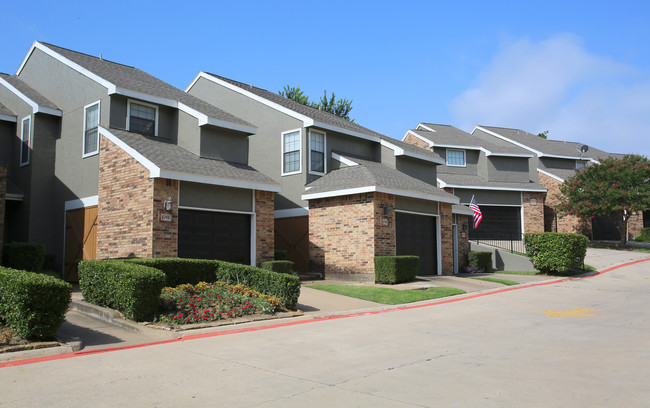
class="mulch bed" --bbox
[0,326,60,353]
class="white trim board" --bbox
[437,178,547,192]
[302,186,459,204]
[380,139,443,164]
[0,114,17,123]
[65,195,99,211]
[537,168,565,182]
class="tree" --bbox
[538,130,549,139]
[279,85,355,122]
[556,155,650,246]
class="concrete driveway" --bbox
[1,249,648,407]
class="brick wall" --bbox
[628,212,644,239]
[152,178,178,258]
[538,171,590,235]
[97,135,155,259]
[522,191,545,234]
[309,193,393,277]
[457,214,469,270]
[403,133,431,151]
[440,203,454,275]
[255,190,275,264]
[0,163,6,261]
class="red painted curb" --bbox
[3,257,648,368]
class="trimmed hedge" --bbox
[468,251,492,273]
[121,258,301,310]
[2,242,45,272]
[0,267,72,339]
[78,260,166,322]
[274,250,288,260]
[374,256,419,284]
[636,228,650,242]
[524,233,588,274]
[260,260,295,275]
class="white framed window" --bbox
[576,161,586,170]
[20,116,31,166]
[83,100,100,157]
[127,99,158,136]
[309,129,326,175]
[447,149,466,167]
[282,129,302,176]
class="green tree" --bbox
[556,155,650,246]
[538,130,549,139]
[279,85,355,122]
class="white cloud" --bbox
[450,34,650,157]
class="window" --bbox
[282,129,301,175]
[309,130,326,175]
[447,149,466,167]
[20,116,31,166]
[128,100,158,136]
[83,101,100,157]
[576,161,586,170]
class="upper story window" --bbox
[20,116,31,166]
[127,100,158,136]
[282,129,301,176]
[446,149,466,167]
[83,101,100,157]
[309,130,326,175]
[576,161,586,170]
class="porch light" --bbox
[384,206,393,216]
[164,197,173,212]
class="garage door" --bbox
[469,206,521,240]
[396,212,437,276]
[591,214,621,241]
[178,209,251,264]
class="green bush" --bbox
[524,233,588,274]
[636,228,650,242]
[260,260,295,275]
[2,242,45,272]
[274,250,288,260]
[78,260,166,321]
[374,256,419,284]
[468,252,492,272]
[0,267,71,339]
[215,261,301,310]
[121,258,217,287]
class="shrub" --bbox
[274,250,288,260]
[0,267,72,339]
[214,262,301,310]
[78,260,166,321]
[122,258,218,287]
[524,233,588,274]
[468,252,492,273]
[2,242,45,272]
[636,228,650,242]
[260,260,295,275]
[374,256,419,284]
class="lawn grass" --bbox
[470,277,520,286]
[497,264,596,277]
[307,285,466,305]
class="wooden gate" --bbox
[275,216,309,273]
[64,206,97,282]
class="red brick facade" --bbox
[152,178,179,258]
[309,193,396,277]
[0,163,6,261]
[627,212,644,239]
[255,190,275,264]
[440,203,454,275]
[538,171,590,235]
[522,191,545,234]
[403,133,431,151]
[456,214,469,271]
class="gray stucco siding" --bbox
[380,145,396,168]
[177,110,200,156]
[395,156,437,185]
[396,196,439,215]
[540,157,575,170]
[179,181,252,212]
[454,189,521,205]
[487,156,530,182]
[200,126,248,164]
[435,147,480,175]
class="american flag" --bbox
[470,195,483,228]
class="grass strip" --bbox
[470,277,520,286]
[307,285,465,305]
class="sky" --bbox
[2,0,649,157]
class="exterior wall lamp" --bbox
[164,197,173,212]
[384,206,393,216]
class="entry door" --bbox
[396,212,438,275]
[453,224,459,274]
[64,206,98,282]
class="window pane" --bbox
[85,104,99,130]
[310,132,325,172]
[447,150,465,166]
[284,151,300,173]
[311,151,324,173]
[84,128,98,155]
[130,103,156,135]
[284,131,299,152]
[283,131,300,173]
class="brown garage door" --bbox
[396,212,437,275]
[178,209,251,264]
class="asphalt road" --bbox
[1,257,649,407]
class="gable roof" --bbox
[188,72,444,164]
[437,173,546,192]
[406,124,532,157]
[476,125,619,161]
[0,101,16,122]
[0,73,61,116]
[302,156,458,204]
[16,42,255,133]
[99,127,280,192]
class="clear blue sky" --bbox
[2,1,649,157]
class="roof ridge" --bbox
[39,41,137,70]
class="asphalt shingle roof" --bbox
[203,73,443,162]
[304,156,459,203]
[479,126,620,160]
[537,166,577,182]
[0,101,15,118]
[411,124,531,156]
[0,72,60,111]
[105,128,279,190]
[438,173,546,192]
[38,43,254,130]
